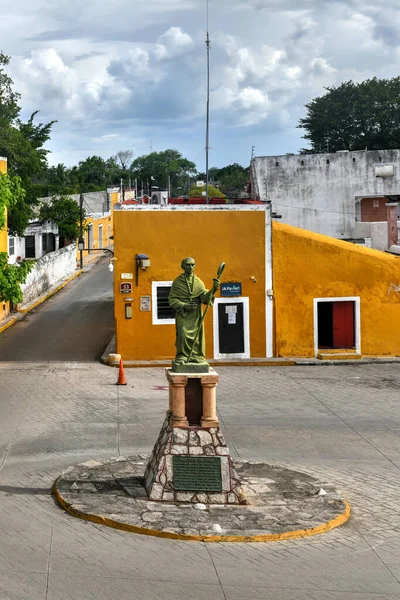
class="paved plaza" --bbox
[1,361,400,599]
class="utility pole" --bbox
[205,0,210,205]
[251,146,255,160]
[79,192,84,270]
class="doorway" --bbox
[314,297,361,356]
[213,297,250,359]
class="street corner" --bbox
[53,456,350,542]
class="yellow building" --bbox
[113,205,400,362]
[0,157,10,321]
[76,190,119,264]
[273,222,400,358]
[113,205,271,362]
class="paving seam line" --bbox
[53,480,351,543]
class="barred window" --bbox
[152,281,175,325]
[8,237,15,256]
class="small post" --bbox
[79,193,84,270]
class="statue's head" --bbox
[181,256,195,275]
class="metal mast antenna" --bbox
[205,0,210,204]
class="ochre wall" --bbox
[75,191,118,263]
[273,221,400,357]
[114,209,266,361]
[0,158,10,320]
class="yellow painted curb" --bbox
[0,316,19,334]
[18,270,83,314]
[53,481,350,543]
[105,360,297,369]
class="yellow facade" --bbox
[76,191,118,263]
[113,207,267,361]
[273,222,400,357]
[113,209,400,362]
[0,158,10,320]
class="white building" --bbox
[8,220,59,264]
[251,149,400,250]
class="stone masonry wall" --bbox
[145,416,246,505]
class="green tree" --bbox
[0,252,34,304]
[39,195,87,242]
[210,163,249,195]
[298,78,400,152]
[0,53,56,234]
[0,52,20,125]
[131,150,197,196]
[188,184,227,199]
[0,173,25,231]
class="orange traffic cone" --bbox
[116,358,127,385]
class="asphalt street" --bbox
[0,258,114,361]
[0,265,400,599]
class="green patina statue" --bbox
[169,257,221,372]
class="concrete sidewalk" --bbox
[102,334,400,367]
[0,362,400,598]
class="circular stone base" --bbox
[54,456,350,542]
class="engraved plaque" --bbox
[173,456,222,492]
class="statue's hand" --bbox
[184,301,198,312]
[212,278,221,292]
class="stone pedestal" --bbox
[144,368,246,505]
[166,368,219,428]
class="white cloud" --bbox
[1,0,399,167]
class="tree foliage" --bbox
[0,52,56,234]
[298,78,400,153]
[0,173,26,235]
[131,149,197,196]
[39,195,87,241]
[0,252,34,304]
[188,184,227,199]
[209,163,249,195]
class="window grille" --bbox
[152,281,175,325]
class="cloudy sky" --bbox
[1,0,400,170]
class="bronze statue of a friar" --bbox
[168,257,224,372]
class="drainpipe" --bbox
[385,202,398,249]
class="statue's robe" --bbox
[168,274,213,364]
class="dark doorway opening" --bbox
[185,379,202,426]
[317,302,333,348]
[25,235,35,259]
[317,301,355,349]
[218,302,245,354]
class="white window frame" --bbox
[313,296,361,357]
[152,281,175,325]
[8,237,15,256]
[213,297,250,359]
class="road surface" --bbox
[0,258,114,361]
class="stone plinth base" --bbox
[166,368,219,428]
[144,415,246,504]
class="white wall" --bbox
[251,149,400,242]
[20,243,76,306]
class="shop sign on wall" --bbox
[221,282,242,297]
[120,282,132,294]
[140,296,151,311]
